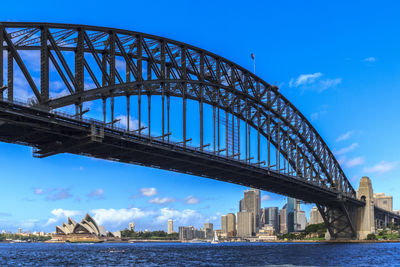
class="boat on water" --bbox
[211,231,219,244]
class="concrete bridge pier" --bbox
[355,176,375,239]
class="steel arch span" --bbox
[0,22,363,238]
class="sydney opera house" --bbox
[52,214,120,242]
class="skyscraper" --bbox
[221,215,228,234]
[204,223,213,240]
[168,219,174,234]
[286,197,296,233]
[279,205,287,234]
[265,207,279,233]
[237,211,254,237]
[309,206,324,225]
[227,213,236,237]
[239,188,261,231]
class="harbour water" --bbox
[1,242,400,266]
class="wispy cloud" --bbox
[140,187,157,197]
[362,57,376,63]
[334,142,359,155]
[184,196,200,205]
[363,161,397,174]
[290,72,322,87]
[289,72,342,93]
[34,187,73,201]
[336,130,355,142]
[149,197,176,204]
[261,195,271,201]
[87,189,105,200]
[115,115,140,131]
[345,157,365,168]
[310,105,328,121]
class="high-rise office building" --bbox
[286,197,297,233]
[221,215,228,233]
[129,222,135,231]
[204,223,213,240]
[237,211,254,237]
[239,188,261,231]
[279,205,287,234]
[227,213,236,237]
[296,210,307,231]
[168,219,174,234]
[264,207,279,233]
[309,206,324,225]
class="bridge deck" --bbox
[0,100,363,207]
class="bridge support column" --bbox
[356,176,375,239]
[317,203,357,240]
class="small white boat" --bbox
[211,231,219,244]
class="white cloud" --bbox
[363,161,397,174]
[362,57,376,63]
[140,187,157,197]
[261,195,271,201]
[184,196,200,205]
[291,72,323,87]
[45,208,83,226]
[335,142,359,155]
[91,208,151,227]
[336,130,355,142]
[345,157,365,168]
[149,197,176,204]
[155,208,203,225]
[289,72,341,92]
[115,115,140,131]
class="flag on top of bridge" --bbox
[251,53,255,60]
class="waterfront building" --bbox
[237,211,254,237]
[168,219,174,234]
[279,204,287,234]
[221,215,228,234]
[309,206,324,225]
[257,225,277,241]
[239,188,261,231]
[129,222,135,231]
[204,223,213,240]
[178,226,205,241]
[227,213,236,237]
[374,193,393,212]
[53,214,119,241]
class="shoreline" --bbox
[2,239,400,244]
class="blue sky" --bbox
[1,0,400,233]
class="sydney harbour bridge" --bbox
[0,22,397,239]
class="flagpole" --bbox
[251,53,255,74]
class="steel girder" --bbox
[0,22,356,199]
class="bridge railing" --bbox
[0,97,340,193]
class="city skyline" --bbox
[1,0,400,234]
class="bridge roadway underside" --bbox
[0,101,363,208]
